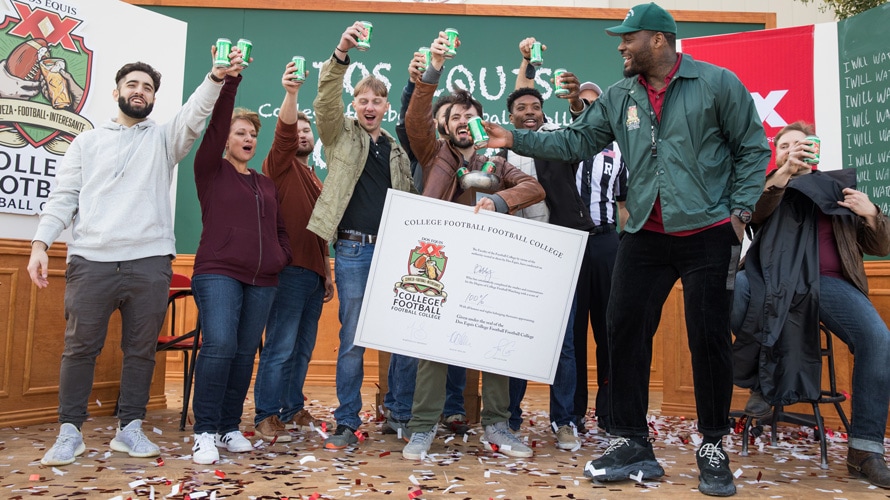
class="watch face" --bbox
[733,209,752,223]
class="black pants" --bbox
[607,225,740,439]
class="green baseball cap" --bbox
[606,3,677,35]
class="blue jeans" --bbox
[191,274,276,434]
[732,271,890,453]
[384,353,417,421]
[608,226,738,439]
[254,266,325,425]
[444,365,467,417]
[509,297,577,430]
[332,240,374,430]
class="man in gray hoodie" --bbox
[27,48,233,466]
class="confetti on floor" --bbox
[1,384,887,499]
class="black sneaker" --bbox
[583,437,664,482]
[696,442,736,496]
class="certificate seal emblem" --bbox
[393,240,449,319]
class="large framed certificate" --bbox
[354,191,588,384]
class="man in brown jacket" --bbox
[401,31,545,461]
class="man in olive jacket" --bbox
[484,3,770,497]
[307,21,415,450]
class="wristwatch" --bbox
[731,208,752,224]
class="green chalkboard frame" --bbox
[131,1,773,254]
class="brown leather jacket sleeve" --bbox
[486,156,546,214]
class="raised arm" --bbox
[314,22,366,145]
[263,62,305,183]
[406,32,449,171]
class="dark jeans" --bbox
[59,255,172,426]
[191,274,276,434]
[607,225,739,439]
[573,231,619,426]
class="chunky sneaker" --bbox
[286,409,327,431]
[41,423,86,466]
[192,432,219,465]
[402,429,436,460]
[555,424,581,450]
[443,414,470,435]
[481,421,533,458]
[583,437,664,481]
[382,409,412,441]
[744,391,771,419]
[109,419,160,458]
[696,442,736,496]
[255,415,293,443]
[216,430,254,453]
[323,424,358,450]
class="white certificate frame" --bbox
[354,190,588,384]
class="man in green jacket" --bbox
[484,3,770,496]
[307,21,415,450]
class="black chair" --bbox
[740,323,851,469]
[157,273,202,431]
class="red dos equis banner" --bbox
[682,26,815,173]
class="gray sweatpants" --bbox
[59,255,172,426]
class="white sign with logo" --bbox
[0,0,186,240]
[355,190,587,384]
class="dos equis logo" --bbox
[0,0,93,154]
[392,240,448,320]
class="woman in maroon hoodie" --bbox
[189,53,291,465]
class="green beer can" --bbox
[481,161,497,174]
[357,21,373,51]
[456,166,469,178]
[529,41,544,67]
[804,135,821,165]
[236,38,252,67]
[418,46,432,72]
[291,56,306,81]
[214,38,232,67]
[467,116,489,148]
[553,68,569,96]
[444,28,459,59]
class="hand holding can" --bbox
[529,41,544,67]
[468,116,489,148]
[356,21,373,51]
[804,135,821,165]
[553,68,569,96]
[291,56,306,81]
[214,38,232,67]
[236,39,252,67]
[444,28,459,59]
[417,47,432,73]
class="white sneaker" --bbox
[41,423,86,466]
[109,419,160,458]
[482,421,533,458]
[192,432,219,465]
[555,424,581,450]
[402,429,436,460]
[216,430,254,453]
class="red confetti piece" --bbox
[355,429,366,442]
[490,443,499,452]
[155,457,165,466]
[270,434,279,445]
[355,478,361,485]
[29,474,40,481]
[408,488,423,499]
[756,471,763,482]
[215,469,226,478]
[379,451,391,457]
[734,415,747,434]
[531,440,537,448]
[647,421,659,436]
[242,431,255,437]
[842,390,851,399]
[321,422,328,433]
[309,493,321,500]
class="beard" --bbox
[449,135,473,149]
[118,96,153,119]
[296,142,314,157]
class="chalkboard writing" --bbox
[838,3,890,218]
[144,5,765,254]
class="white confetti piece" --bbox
[170,482,181,495]
[153,427,162,435]
[630,470,644,482]
[397,428,402,440]
[129,479,146,488]
[444,436,454,444]
[300,455,317,465]
[189,491,208,498]
[734,467,743,478]
[96,399,102,407]
[409,474,420,485]
[51,467,65,476]
[149,485,154,500]
[107,496,122,500]
[103,451,112,459]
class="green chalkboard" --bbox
[838,3,890,223]
[144,5,765,254]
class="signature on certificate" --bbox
[483,339,515,361]
[407,320,428,341]
[449,330,471,347]
[472,264,494,282]
[464,291,488,306]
